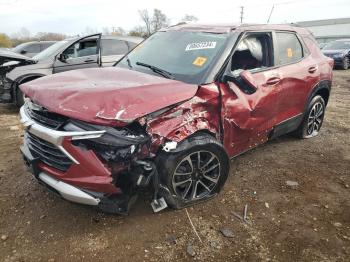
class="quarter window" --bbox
[276,32,303,65]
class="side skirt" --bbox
[269,113,303,140]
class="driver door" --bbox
[220,31,284,157]
[53,34,101,73]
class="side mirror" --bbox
[222,70,257,94]
[20,50,27,55]
[239,70,258,91]
[58,53,68,63]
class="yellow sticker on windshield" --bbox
[287,48,293,58]
[192,56,207,67]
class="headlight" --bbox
[64,120,150,162]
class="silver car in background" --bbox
[0,34,143,106]
[12,41,57,57]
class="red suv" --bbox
[19,24,333,214]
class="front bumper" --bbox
[323,54,344,65]
[20,142,100,205]
[19,105,121,204]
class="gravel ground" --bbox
[0,70,349,262]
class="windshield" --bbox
[323,41,350,50]
[116,31,229,84]
[33,40,69,60]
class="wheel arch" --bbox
[13,73,46,103]
[306,79,331,109]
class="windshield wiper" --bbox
[136,61,174,79]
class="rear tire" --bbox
[295,95,326,138]
[157,133,230,209]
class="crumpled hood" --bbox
[0,49,36,65]
[20,67,199,126]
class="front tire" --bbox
[295,95,326,138]
[15,86,25,108]
[157,133,230,209]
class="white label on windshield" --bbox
[185,42,217,51]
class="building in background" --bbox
[295,18,350,43]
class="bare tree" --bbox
[128,26,147,38]
[181,14,198,22]
[111,27,125,36]
[139,9,152,36]
[11,27,31,40]
[35,32,67,41]
[152,9,169,32]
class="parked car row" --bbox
[321,39,350,70]
[16,23,333,214]
[0,34,143,106]
[12,41,57,57]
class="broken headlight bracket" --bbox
[64,119,168,213]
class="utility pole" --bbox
[240,6,244,24]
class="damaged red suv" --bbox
[19,24,333,214]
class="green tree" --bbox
[0,33,12,47]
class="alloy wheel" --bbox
[307,101,324,137]
[172,150,221,201]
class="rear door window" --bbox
[40,42,54,51]
[101,39,128,55]
[26,43,41,53]
[276,32,303,65]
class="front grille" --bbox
[25,103,67,130]
[25,132,73,171]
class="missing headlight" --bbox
[64,120,150,162]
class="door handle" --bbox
[308,66,318,73]
[266,77,281,85]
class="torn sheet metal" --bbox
[20,67,199,126]
[146,83,221,152]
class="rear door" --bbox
[53,34,101,73]
[272,31,317,132]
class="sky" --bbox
[0,0,350,36]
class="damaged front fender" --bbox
[145,83,221,152]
